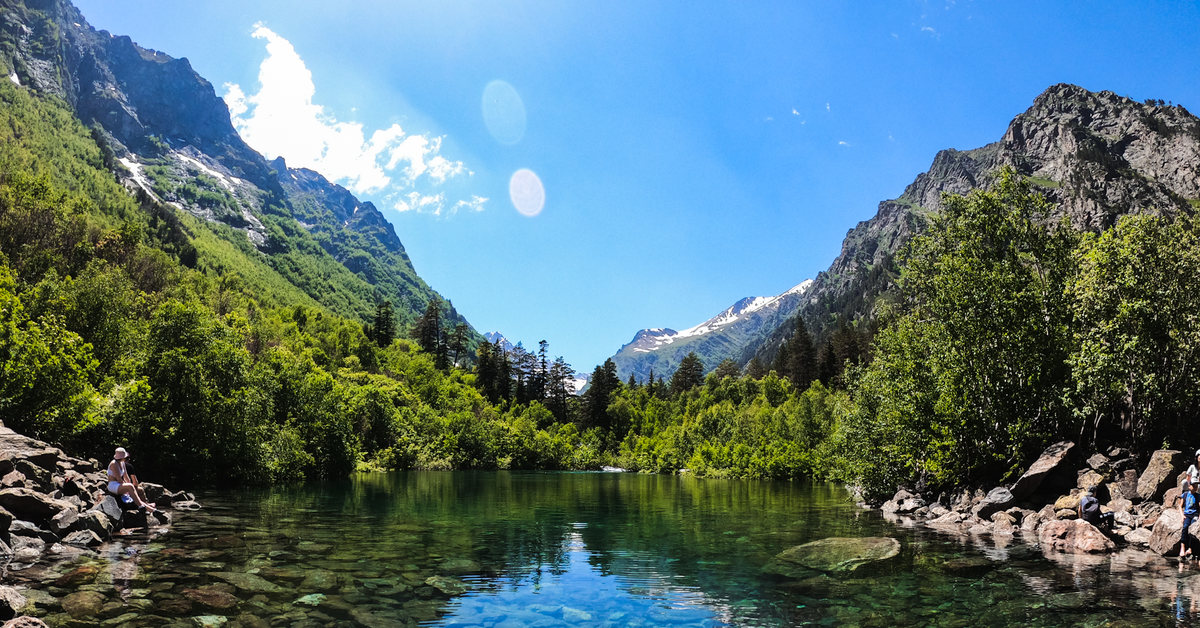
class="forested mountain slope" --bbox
[0,0,475,335]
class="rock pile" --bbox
[879,441,1192,557]
[0,425,197,619]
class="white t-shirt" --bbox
[1187,463,1200,485]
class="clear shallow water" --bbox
[15,471,1200,626]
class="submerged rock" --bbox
[764,537,901,575]
[61,590,106,619]
[211,572,284,593]
[424,575,467,596]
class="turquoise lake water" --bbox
[21,471,1200,626]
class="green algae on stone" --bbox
[210,572,284,593]
[765,537,901,575]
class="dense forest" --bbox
[3,79,1198,501]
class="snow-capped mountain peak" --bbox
[620,280,814,354]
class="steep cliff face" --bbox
[0,0,478,334]
[771,84,1200,362]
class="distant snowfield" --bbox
[629,279,814,353]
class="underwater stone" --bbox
[61,590,106,619]
[764,537,900,575]
[210,572,283,594]
[424,576,467,596]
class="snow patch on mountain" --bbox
[623,280,813,352]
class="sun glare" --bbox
[482,80,526,145]
[509,169,545,217]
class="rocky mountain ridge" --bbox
[754,83,1200,364]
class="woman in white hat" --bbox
[107,447,155,512]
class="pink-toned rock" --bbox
[1010,441,1075,500]
[1149,508,1200,555]
[1038,519,1116,554]
[1125,527,1152,546]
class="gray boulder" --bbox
[1010,441,1075,500]
[972,487,1016,520]
[0,489,72,525]
[1137,450,1184,503]
[62,530,103,548]
[89,496,123,526]
[0,586,26,621]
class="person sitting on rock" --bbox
[1078,489,1113,529]
[1180,479,1199,562]
[123,453,150,505]
[107,447,155,513]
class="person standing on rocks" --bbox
[1180,479,1199,562]
[107,447,155,512]
[1187,450,1200,486]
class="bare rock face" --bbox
[768,83,1200,364]
[1038,519,1116,554]
[1010,441,1076,500]
[1138,450,1184,503]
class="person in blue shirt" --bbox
[1180,479,1199,561]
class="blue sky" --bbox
[75,1,1200,374]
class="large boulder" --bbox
[89,496,122,526]
[1010,441,1075,500]
[972,487,1016,520]
[763,537,901,575]
[69,511,112,539]
[1038,519,1116,554]
[1149,508,1200,555]
[0,489,72,525]
[881,490,926,514]
[1137,450,1184,503]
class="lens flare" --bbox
[509,169,545,217]
[482,80,526,145]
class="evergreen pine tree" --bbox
[370,300,395,348]
[787,317,816,390]
[670,352,704,395]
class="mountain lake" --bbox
[14,471,1200,626]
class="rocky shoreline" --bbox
[876,441,1198,558]
[0,425,197,625]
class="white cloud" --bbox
[791,108,800,116]
[453,195,489,214]
[224,24,475,216]
[838,140,850,146]
[825,102,831,112]
[921,25,939,37]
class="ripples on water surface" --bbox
[15,471,1200,626]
